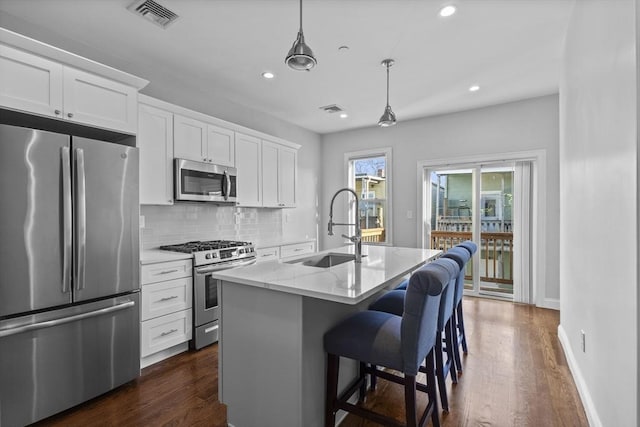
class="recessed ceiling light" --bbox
[262,71,275,79]
[439,5,457,17]
[339,113,348,119]
[469,85,480,92]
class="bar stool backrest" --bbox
[458,240,478,256]
[442,247,471,306]
[401,262,451,375]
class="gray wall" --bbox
[559,0,638,425]
[320,94,560,304]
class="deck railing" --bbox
[430,231,514,287]
[362,228,385,243]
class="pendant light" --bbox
[285,0,317,71]
[378,59,397,127]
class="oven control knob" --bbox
[238,248,245,254]
[205,253,212,259]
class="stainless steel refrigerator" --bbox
[0,124,140,426]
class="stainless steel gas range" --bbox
[160,240,256,349]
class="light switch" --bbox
[139,215,145,228]
[406,210,413,219]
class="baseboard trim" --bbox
[541,297,560,310]
[557,324,602,427]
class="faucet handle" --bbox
[341,234,360,243]
[328,221,334,236]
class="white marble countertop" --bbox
[211,245,441,304]
[140,249,193,265]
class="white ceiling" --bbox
[0,0,575,134]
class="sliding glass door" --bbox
[426,163,521,300]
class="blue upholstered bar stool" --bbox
[440,247,471,374]
[451,240,477,355]
[368,258,460,413]
[324,263,450,427]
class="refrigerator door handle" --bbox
[61,147,72,294]
[75,148,87,291]
[0,300,135,338]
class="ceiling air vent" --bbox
[128,0,179,29]
[319,104,345,114]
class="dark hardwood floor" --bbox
[33,297,588,427]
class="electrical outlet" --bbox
[139,215,145,228]
[580,330,586,352]
[406,210,413,219]
[234,212,241,225]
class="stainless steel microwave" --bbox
[174,158,237,203]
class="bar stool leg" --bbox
[425,350,441,427]
[434,332,449,412]
[404,375,418,427]
[457,303,468,354]
[325,353,339,427]
[445,318,458,383]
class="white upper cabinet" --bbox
[235,132,262,207]
[0,43,140,134]
[262,140,280,207]
[138,103,174,205]
[63,67,138,134]
[262,140,297,208]
[174,114,235,166]
[207,124,235,167]
[278,145,297,207]
[173,114,207,162]
[0,44,63,117]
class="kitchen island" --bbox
[211,245,441,427]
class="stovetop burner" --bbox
[160,240,253,253]
[160,239,256,266]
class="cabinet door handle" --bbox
[158,295,179,302]
[159,328,178,337]
[158,269,179,275]
[67,113,74,118]
[54,109,61,115]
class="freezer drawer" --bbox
[0,293,140,426]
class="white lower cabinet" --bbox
[256,241,316,263]
[280,241,316,260]
[255,246,280,263]
[140,258,193,367]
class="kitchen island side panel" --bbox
[219,280,303,427]
[219,279,391,427]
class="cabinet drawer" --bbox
[256,246,280,263]
[141,259,192,284]
[280,242,316,259]
[141,277,192,321]
[141,309,192,357]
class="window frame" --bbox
[344,147,393,246]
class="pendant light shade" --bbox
[285,0,317,71]
[378,59,397,127]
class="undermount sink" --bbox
[286,252,366,268]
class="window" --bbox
[345,148,392,245]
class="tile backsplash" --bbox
[141,204,282,249]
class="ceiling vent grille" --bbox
[319,104,345,114]
[128,0,179,29]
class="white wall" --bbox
[321,94,560,304]
[558,1,638,426]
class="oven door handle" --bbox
[194,258,256,274]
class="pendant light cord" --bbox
[299,0,303,32]
[386,63,390,107]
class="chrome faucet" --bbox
[328,188,362,263]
